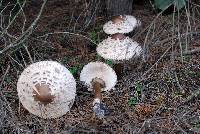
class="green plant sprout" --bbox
[182,55,192,62]
[96,54,102,61]
[128,81,143,108]
[88,31,99,44]
[105,59,113,67]
[192,123,200,129]
[5,77,12,83]
[95,54,113,67]
[69,66,78,76]
[69,64,84,77]
[128,97,137,107]
[88,25,103,44]
[61,56,69,64]
[135,81,142,96]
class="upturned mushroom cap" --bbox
[17,61,76,119]
[80,62,117,92]
[103,15,140,35]
[96,34,142,61]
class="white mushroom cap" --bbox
[96,35,142,61]
[126,15,141,27]
[17,61,76,119]
[103,15,140,35]
[80,62,117,92]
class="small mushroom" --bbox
[96,33,142,79]
[80,62,117,118]
[17,61,76,119]
[103,15,141,35]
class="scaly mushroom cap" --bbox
[103,15,139,35]
[96,35,142,61]
[126,15,141,27]
[17,61,76,119]
[80,62,117,92]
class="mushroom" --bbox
[103,15,141,35]
[17,61,76,119]
[96,33,142,79]
[80,62,117,118]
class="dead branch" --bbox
[0,0,47,56]
[172,47,200,56]
[37,31,97,45]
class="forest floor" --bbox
[0,0,200,133]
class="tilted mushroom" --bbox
[17,61,76,119]
[80,62,117,118]
[103,15,141,35]
[96,33,142,79]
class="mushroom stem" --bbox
[91,78,106,118]
[114,63,123,80]
[111,33,126,40]
[92,78,105,103]
[93,81,102,101]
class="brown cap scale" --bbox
[33,84,55,105]
[111,15,124,24]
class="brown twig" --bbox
[154,31,200,47]
[37,31,97,45]
[0,0,47,55]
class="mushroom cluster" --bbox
[17,61,76,119]
[16,14,142,120]
[77,15,142,118]
[97,15,143,79]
